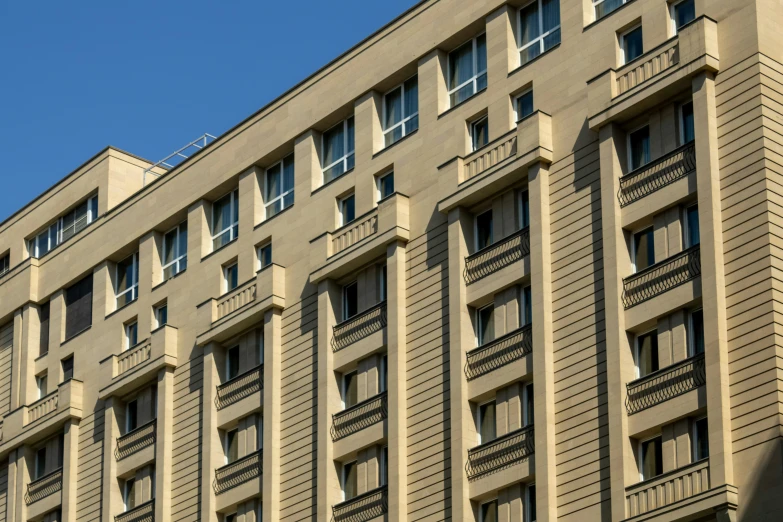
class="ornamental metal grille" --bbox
[466,426,534,480]
[215,364,263,410]
[331,392,388,441]
[332,302,387,352]
[25,467,62,505]
[332,485,388,522]
[213,449,263,495]
[464,227,530,285]
[115,419,156,460]
[618,142,696,207]
[115,499,155,522]
[465,324,533,380]
[626,353,706,415]
[622,246,701,309]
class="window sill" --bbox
[438,87,487,120]
[508,42,561,77]
[201,237,239,262]
[35,352,49,362]
[254,203,294,230]
[372,129,419,160]
[152,267,187,291]
[61,325,91,346]
[311,168,356,197]
[105,298,138,320]
[584,0,640,31]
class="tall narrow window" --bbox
[478,400,496,443]
[689,309,704,356]
[519,190,530,229]
[380,446,389,486]
[693,417,709,461]
[0,253,8,276]
[343,281,358,320]
[632,227,654,273]
[593,0,625,20]
[155,303,168,328]
[671,0,695,33]
[639,436,663,480]
[62,355,74,382]
[123,478,136,511]
[162,222,188,280]
[636,330,659,378]
[377,172,395,201]
[36,372,48,399]
[383,76,419,147]
[628,125,650,171]
[258,243,272,270]
[680,101,695,144]
[322,117,355,183]
[620,25,644,64]
[341,461,358,501]
[212,190,239,251]
[524,383,535,426]
[477,304,495,346]
[521,285,532,326]
[448,34,487,107]
[226,346,240,381]
[479,499,498,522]
[265,154,295,218]
[224,262,238,293]
[65,275,92,339]
[515,90,535,122]
[338,194,356,226]
[379,264,388,302]
[518,0,560,66]
[342,371,358,409]
[685,204,700,247]
[126,399,138,432]
[35,447,47,479]
[475,210,493,251]
[225,429,239,464]
[125,321,138,350]
[380,355,388,393]
[116,253,139,308]
[527,484,537,522]
[470,115,489,151]
[39,301,50,356]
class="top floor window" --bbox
[448,34,487,107]
[593,0,626,21]
[384,76,419,147]
[29,195,98,258]
[671,0,695,33]
[518,0,561,66]
[212,189,239,251]
[265,154,295,219]
[0,253,8,277]
[322,117,355,183]
[162,222,188,280]
[116,253,139,308]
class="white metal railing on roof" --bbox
[143,133,217,186]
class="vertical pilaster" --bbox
[486,6,516,138]
[155,367,175,522]
[11,309,23,411]
[7,450,18,522]
[238,167,261,282]
[263,308,283,522]
[137,232,155,340]
[200,343,221,522]
[102,398,122,521]
[61,419,79,522]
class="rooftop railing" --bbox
[626,353,706,415]
[618,142,696,207]
[332,302,387,352]
[465,324,533,380]
[331,392,388,441]
[622,245,701,309]
[215,364,263,410]
[213,449,263,495]
[464,227,530,285]
[332,485,388,522]
[466,426,534,480]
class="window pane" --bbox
[691,310,704,355]
[519,2,540,48]
[323,123,345,169]
[125,478,136,510]
[525,383,535,425]
[624,26,643,62]
[634,228,654,271]
[687,206,700,247]
[406,114,419,135]
[629,126,650,170]
[344,372,358,408]
[449,40,474,91]
[681,102,695,143]
[343,461,358,500]
[266,163,282,200]
[694,417,709,460]
[476,211,493,250]
[404,76,418,118]
[36,447,46,479]
[384,86,403,129]
[516,91,534,121]
[283,156,295,191]
[380,174,395,199]
[523,286,532,325]
[346,117,355,154]
[479,305,495,345]
[225,265,238,291]
[472,117,489,150]
[637,331,659,377]
[542,0,561,32]
[259,245,272,268]
[675,0,695,29]
[344,283,358,319]
[62,356,74,381]
[226,429,238,463]
[596,0,623,19]
[479,401,496,442]
[342,195,355,224]
[480,501,498,522]
[227,347,240,380]
[127,400,138,431]
[117,256,135,295]
[476,34,487,73]
[641,437,663,479]
[528,485,537,521]
[163,229,177,266]
[157,305,168,327]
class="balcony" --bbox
[216,365,263,411]
[333,301,387,352]
[332,485,388,522]
[466,426,535,481]
[213,449,263,495]
[622,246,701,309]
[99,325,178,400]
[588,17,719,130]
[115,419,156,460]
[331,392,387,442]
[115,499,155,522]
[25,467,62,505]
[626,354,705,415]
[619,142,696,208]
[310,193,409,284]
[465,325,532,380]
[464,228,530,285]
[438,112,552,214]
[196,263,286,346]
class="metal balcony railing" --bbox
[213,449,263,495]
[626,353,706,415]
[466,426,534,480]
[465,324,533,380]
[618,142,696,207]
[332,485,389,522]
[464,228,530,285]
[115,419,157,460]
[622,245,701,309]
[115,499,155,522]
[332,302,387,352]
[215,365,263,410]
[331,392,388,441]
[25,467,63,505]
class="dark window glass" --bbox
[156,305,168,327]
[227,346,240,380]
[343,282,358,320]
[516,91,534,121]
[479,401,496,443]
[623,26,643,63]
[681,102,695,144]
[225,429,238,463]
[62,356,74,382]
[0,254,8,276]
[640,437,663,480]
[633,228,655,272]
[478,305,495,346]
[694,417,709,460]
[39,301,50,356]
[127,400,138,432]
[690,310,704,355]
[340,195,355,225]
[522,286,533,326]
[629,126,651,170]
[476,210,493,251]
[637,331,659,378]
[480,500,498,522]
[379,173,395,200]
[342,461,358,500]
[258,244,272,269]
[343,371,358,408]
[525,383,535,426]
[224,264,238,292]
[686,205,700,247]
[674,0,696,30]
[528,484,537,521]
[65,275,93,340]
[35,447,46,479]
[471,116,489,151]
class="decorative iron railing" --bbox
[25,467,63,505]
[115,499,155,522]
[466,426,534,480]
[332,302,387,352]
[331,392,388,441]
[332,485,389,522]
[618,142,696,206]
[115,419,157,460]
[464,228,530,285]
[213,449,263,495]
[465,324,533,380]
[622,246,701,309]
[215,365,263,410]
[626,353,706,415]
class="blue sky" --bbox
[0,0,420,222]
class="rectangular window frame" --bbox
[115,252,140,308]
[523,382,535,426]
[478,499,498,522]
[162,221,188,280]
[322,117,356,182]
[264,154,295,219]
[211,190,239,251]
[0,253,9,276]
[687,308,704,357]
[447,34,487,107]
[638,435,663,481]
[684,203,700,248]
[679,100,695,145]
[380,446,389,486]
[380,354,388,393]
[257,243,273,271]
[340,460,358,501]
[224,428,239,465]
[514,89,535,123]
[619,24,643,66]
[338,193,356,227]
[630,226,654,274]
[126,398,138,433]
[226,345,240,381]
[28,195,98,259]
[634,328,658,379]
[382,76,419,147]
[341,370,358,410]
[477,399,497,444]
[124,321,138,350]
[61,355,74,382]
[223,262,239,294]
[476,304,494,347]
[342,281,358,321]
[692,416,709,461]
[520,285,532,326]
[470,115,489,152]
[123,477,136,512]
[155,303,168,329]
[377,171,395,202]
[593,0,627,22]
[526,483,537,522]
[517,0,561,66]
[670,0,696,34]
[36,372,48,400]
[474,209,494,252]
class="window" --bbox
[377,172,395,201]
[380,355,388,393]
[594,0,625,21]
[478,400,496,444]
[639,436,663,480]
[343,281,358,321]
[342,371,358,409]
[680,101,695,144]
[527,484,537,522]
[225,428,239,464]
[39,301,50,356]
[685,204,700,247]
[62,355,74,382]
[322,117,355,183]
[689,309,704,356]
[162,222,188,280]
[258,243,272,270]
[475,210,493,251]
[224,263,239,293]
[524,383,535,426]
[338,194,356,226]
[632,227,654,273]
[521,285,532,326]
[116,253,139,308]
[265,154,295,218]
[257,416,264,450]
[123,478,136,511]
[635,330,659,378]
[479,499,498,522]
[155,303,168,328]
[380,446,389,486]
[0,253,8,276]
[515,90,535,122]
[126,399,138,432]
[628,125,650,171]
[36,372,48,399]
[692,417,709,461]
[35,446,47,479]
[379,264,388,302]
[518,0,560,66]
[125,321,138,350]
[470,115,489,151]
[257,329,265,366]
[341,461,358,501]
[448,34,487,106]
[226,346,240,381]
[29,196,98,258]
[620,25,643,64]
[64,274,93,340]
[671,0,695,33]
[383,76,419,147]
[519,190,530,229]
[212,189,239,251]
[477,304,495,346]
[225,514,237,522]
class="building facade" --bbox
[0,0,781,521]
